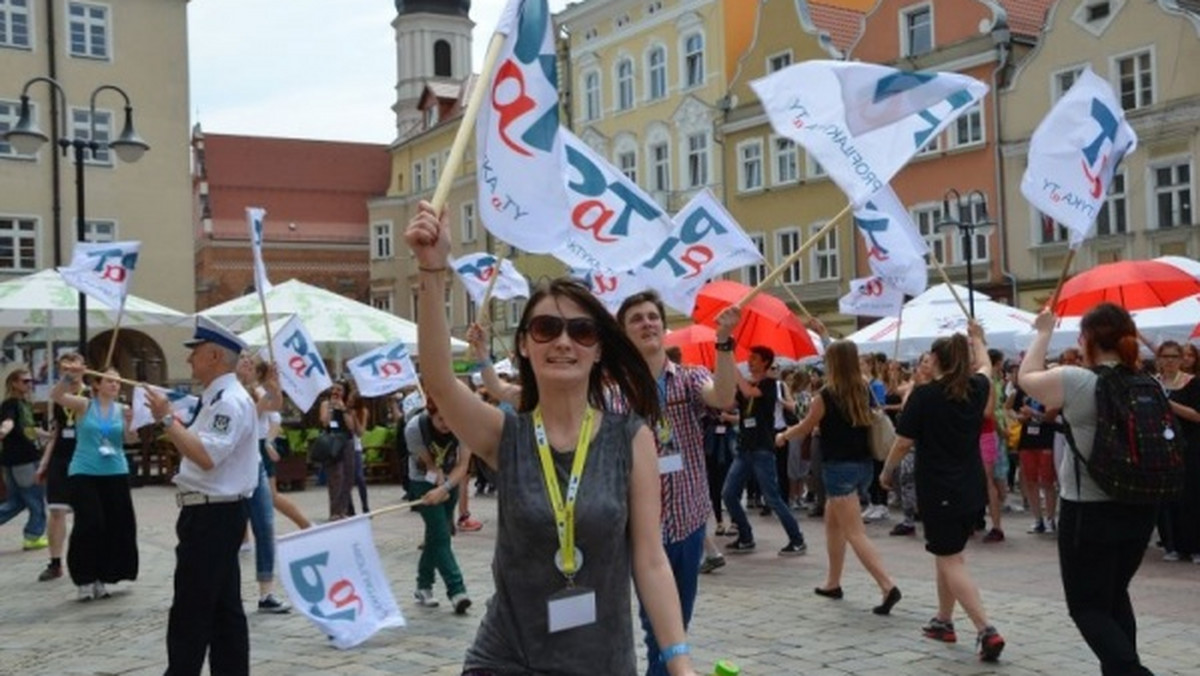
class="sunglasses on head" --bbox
[525,315,600,347]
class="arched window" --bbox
[434,40,452,77]
[684,33,704,88]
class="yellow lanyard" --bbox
[429,438,452,469]
[533,406,595,579]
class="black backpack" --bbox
[1063,365,1185,504]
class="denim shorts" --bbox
[822,460,874,498]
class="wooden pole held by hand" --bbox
[103,305,125,370]
[476,254,507,327]
[929,255,971,319]
[737,202,854,309]
[1046,249,1077,313]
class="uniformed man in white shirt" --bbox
[148,316,259,676]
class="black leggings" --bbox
[1058,499,1157,676]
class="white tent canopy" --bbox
[0,269,189,328]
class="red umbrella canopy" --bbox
[663,324,717,370]
[1053,260,1200,316]
[692,280,818,360]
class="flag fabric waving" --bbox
[751,61,988,206]
[451,253,530,305]
[839,276,905,318]
[475,0,572,253]
[57,241,142,311]
[569,267,651,315]
[639,189,765,315]
[853,186,929,297]
[130,386,199,431]
[1020,68,1137,247]
[271,315,333,413]
[347,340,419,398]
[277,516,405,649]
[246,207,273,294]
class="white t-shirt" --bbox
[1058,366,1112,503]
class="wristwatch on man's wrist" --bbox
[159,413,175,428]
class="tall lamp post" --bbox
[4,77,150,352]
[935,188,995,318]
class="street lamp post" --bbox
[935,188,996,318]
[4,77,150,352]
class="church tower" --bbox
[392,0,474,141]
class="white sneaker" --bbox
[413,588,439,608]
[93,581,111,599]
[1164,551,1181,562]
[873,505,890,520]
[77,585,94,602]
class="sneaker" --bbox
[890,522,916,537]
[922,617,957,643]
[1046,518,1057,534]
[456,513,483,532]
[92,582,111,599]
[1164,551,1181,562]
[699,554,726,574]
[451,593,472,615]
[38,563,63,582]
[779,541,808,556]
[257,593,291,614]
[977,626,1006,662]
[77,585,94,602]
[873,505,891,520]
[725,539,756,554]
[22,535,49,551]
[413,588,440,608]
[1026,519,1046,534]
[239,541,252,553]
[982,528,1006,543]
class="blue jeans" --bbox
[639,524,705,676]
[0,462,46,538]
[247,463,275,583]
[722,449,803,545]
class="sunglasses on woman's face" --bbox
[525,315,600,347]
[20,378,33,384]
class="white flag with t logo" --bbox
[130,386,200,431]
[853,187,928,297]
[57,241,142,311]
[451,253,530,305]
[347,340,419,398]
[277,516,404,649]
[839,276,905,318]
[246,207,273,294]
[271,315,332,413]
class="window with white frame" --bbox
[648,47,667,101]
[1096,171,1127,236]
[618,150,637,183]
[915,131,941,156]
[371,292,394,313]
[617,59,634,111]
[413,161,424,192]
[428,154,440,188]
[1115,50,1153,111]
[805,152,826,179]
[0,0,32,49]
[508,298,526,327]
[68,2,109,60]
[1053,66,1084,102]
[744,234,766,287]
[72,108,112,165]
[461,201,477,243]
[84,220,115,242]
[650,142,670,193]
[954,196,989,263]
[372,222,393,259]
[583,71,601,121]
[684,33,704,88]
[913,205,945,264]
[686,133,708,188]
[811,222,839,281]
[1153,161,1192,229]
[772,137,798,185]
[776,229,801,284]
[1036,212,1068,245]
[953,104,983,148]
[0,99,35,157]
[902,5,933,58]
[767,50,792,73]
[738,140,763,192]
[0,216,37,271]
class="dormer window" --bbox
[1086,1,1110,21]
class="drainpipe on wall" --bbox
[990,21,1019,307]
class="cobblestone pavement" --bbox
[1,483,1198,676]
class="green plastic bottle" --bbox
[711,660,740,676]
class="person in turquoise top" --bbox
[51,357,139,602]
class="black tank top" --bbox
[818,388,871,463]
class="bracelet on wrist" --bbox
[659,642,690,664]
[714,337,735,353]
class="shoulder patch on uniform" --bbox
[212,414,231,433]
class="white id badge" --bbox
[424,471,439,484]
[743,418,757,429]
[714,425,727,434]
[658,453,684,475]
[62,429,76,439]
[547,587,597,633]
[330,421,340,429]
[1028,425,1040,435]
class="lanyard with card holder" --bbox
[655,370,683,474]
[534,406,598,633]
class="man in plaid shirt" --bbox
[610,291,739,676]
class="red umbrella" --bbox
[692,280,818,360]
[1054,260,1200,317]
[663,324,717,370]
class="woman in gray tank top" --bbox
[406,201,701,676]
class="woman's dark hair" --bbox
[514,278,659,420]
[929,334,972,401]
[1079,302,1139,369]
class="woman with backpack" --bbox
[1018,303,1164,676]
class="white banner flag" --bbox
[839,276,905,318]
[130,386,200,431]
[751,61,988,206]
[1020,68,1136,247]
[246,207,273,295]
[640,189,765,316]
[553,129,675,274]
[570,267,651,315]
[277,516,405,649]
[854,186,929,297]
[271,315,332,413]
[347,340,419,398]
[475,0,573,253]
[451,253,530,305]
[57,241,142,311]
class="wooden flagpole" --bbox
[763,263,812,319]
[103,305,124,370]
[276,499,424,542]
[257,291,275,365]
[1046,249,1077,313]
[892,304,905,361]
[737,201,855,309]
[927,254,971,319]
[476,254,507,328]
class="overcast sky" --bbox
[189,0,571,145]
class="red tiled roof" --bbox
[809,1,866,54]
[1000,0,1056,38]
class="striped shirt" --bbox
[606,361,713,544]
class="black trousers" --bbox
[1058,499,1158,676]
[165,500,250,676]
[66,474,138,586]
